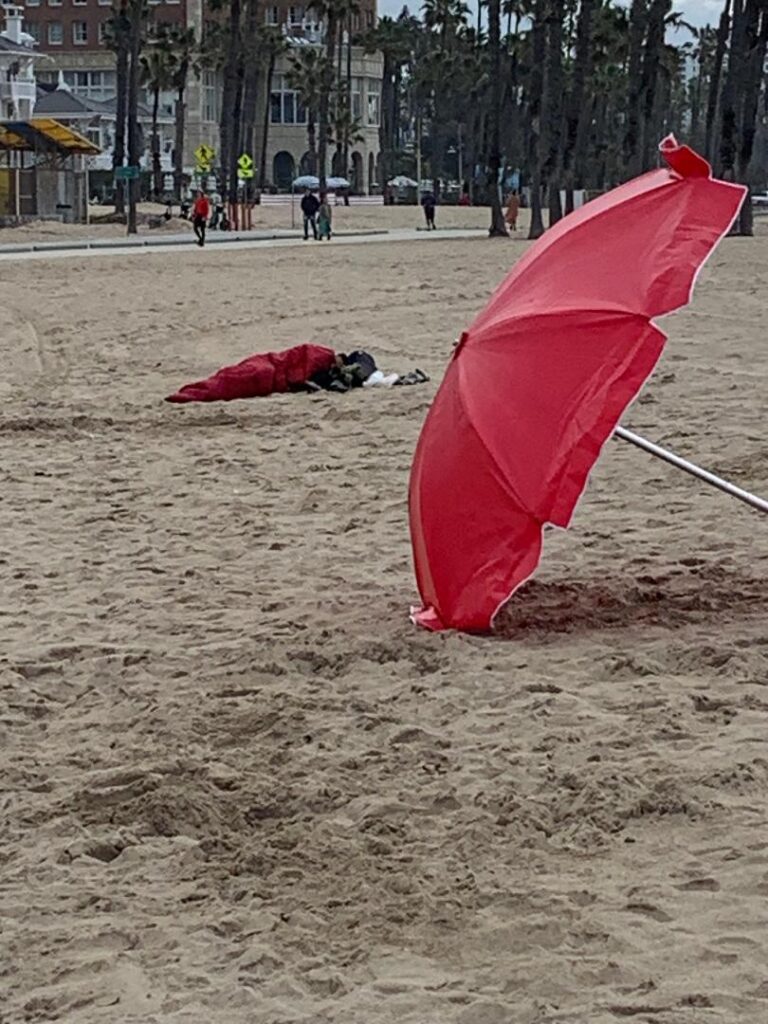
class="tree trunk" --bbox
[259,52,276,189]
[318,12,337,191]
[719,0,747,182]
[342,18,352,185]
[174,80,186,202]
[638,0,672,171]
[527,1,547,238]
[126,0,142,234]
[487,0,507,236]
[151,85,163,199]
[562,0,594,214]
[220,0,242,203]
[544,0,565,226]
[624,0,648,177]
[307,118,317,173]
[705,0,732,165]
[113,22,128,216]
[735,1,768,235]
[239,0,261,201]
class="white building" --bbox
[0,4,41,119]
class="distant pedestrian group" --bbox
[301,189,333,241]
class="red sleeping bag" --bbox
[165,344,337,403]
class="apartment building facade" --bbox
[19,0,383,192]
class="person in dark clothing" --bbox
[421,190,436,230]
[301,189,320,240]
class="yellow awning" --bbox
[0,118,100,155]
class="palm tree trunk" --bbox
[220,0,242,203]
[719,0,747,182]
[527,1,547,238]
[487,0,507,236]
[735,0,768,235]
[638,0,672,172]
[562,0,594,214]
[113,27,128,216]
[259,51,276,189]
[151,84,163,199]
[343,16,352,185]
[544,0,565,226]
[624,0,648,176]
[705,0,732,164]
[174,81,186,202]
[318,12,337,192]
[126,0,142,234]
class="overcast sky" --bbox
[377,0,727,31]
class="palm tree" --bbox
[562,0,594,213]
[104,1,131,216]
[167,26,197,202]
[126,0,144,233]
[487,0,507,235]
[705,0,732,164]
[362,16,411,191]
[239,0,261,198]
[287,47,326,175]
[256,27,287,190]
[140,32,174,199]
[526,0,546,238]
[543,0,565,224]
[309,0,346,191]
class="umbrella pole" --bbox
[614,426,768,514]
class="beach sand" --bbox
[1,213,767,1024]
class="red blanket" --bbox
[165,344,337,403]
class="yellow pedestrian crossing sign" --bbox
[195,144,215,173]
[237,153,254,180]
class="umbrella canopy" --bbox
[388,175,418,188]
[292,175,350,191]
[409,136,746,633]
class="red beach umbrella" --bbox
[409,136,747,632]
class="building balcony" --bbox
[0,79,37,103]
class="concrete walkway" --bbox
[0,226,488,262]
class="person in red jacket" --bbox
[191,189,211,247]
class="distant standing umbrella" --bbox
[409,136,762,633]
[293,174,320,190]
[388,175,419,188]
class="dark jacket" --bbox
[301,193,320,217]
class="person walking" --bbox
[421,189,436,230]
[301,189,320,240]
[192,189,211,247]
[505,190,520,232]
[317,193,332,240]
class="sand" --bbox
[1,208,767,1024]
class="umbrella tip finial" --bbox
[659,135,711,179]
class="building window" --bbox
[25,0,41,7]
[48,0,62,6]
[202,69,219,123]
[366,10,373,26]
[366,80,380,126]
[98,0,111,5]
[269,75,307,125]
[98,20,107,42]
[73,20,87,43]
[265,5,278,24]
[24,21,41,39]
[350,76,362,121]
[288,5,303,24]
[64,69,116,99]
[47,20,62,42]
[73,0,87,6]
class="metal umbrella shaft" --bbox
[615,426,768,514]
